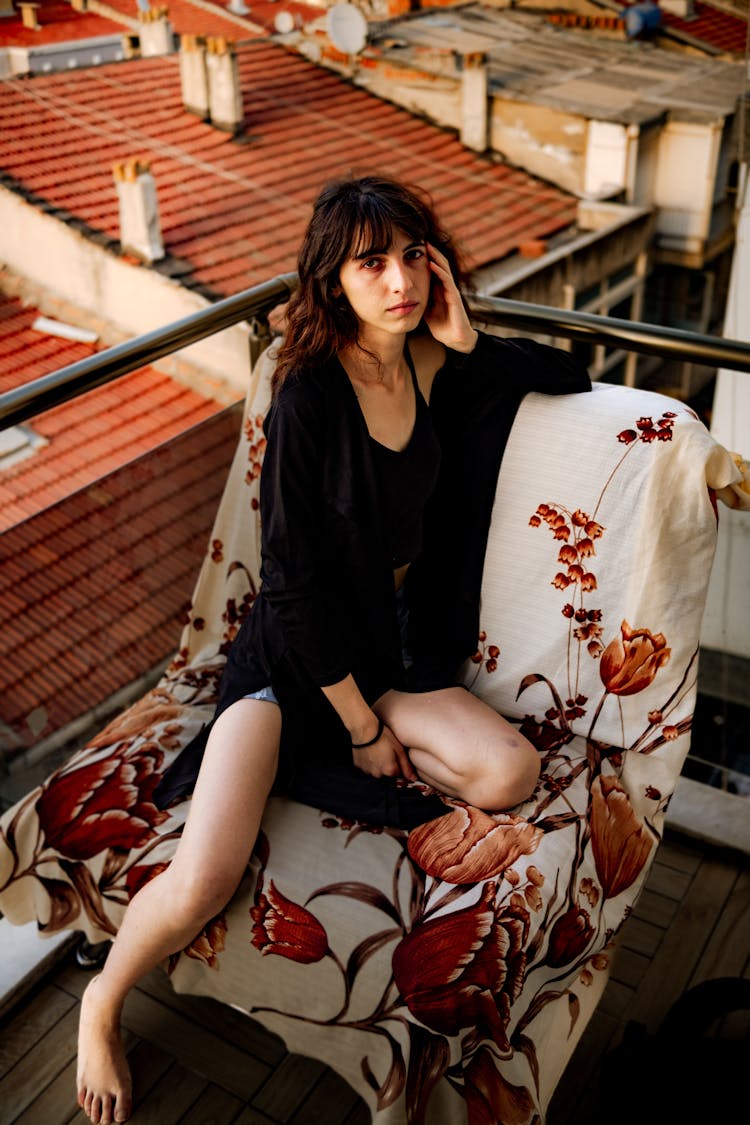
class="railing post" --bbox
[248,313,272,370]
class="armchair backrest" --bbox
[465,381,725,815]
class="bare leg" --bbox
[77,699,281,1124]
[375,687,539,810]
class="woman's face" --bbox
[335,227,431,342]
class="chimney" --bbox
[113,158,165,263]
[138,5,175,58]
[460,52,488,154]
[659,0,695,16]
[179,34,209,119]
[18,3,41,31]
[206,38,243,134]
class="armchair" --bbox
[0,339,743,1124]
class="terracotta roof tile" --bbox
[617,1,748,54]
[0,405,241,748]
[0,289,229,530]
[0,0,124,48]
[0,39,578,297]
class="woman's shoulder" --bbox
[408,331,447,400]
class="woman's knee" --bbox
[472,745,540,811]
[159,860,242,930]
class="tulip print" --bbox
[600,620,671,697]
[392,881,527,1051]
[35,748,167,861]
[463,1046,536,1125]
[590,775,654,899]
[407,804,543,884]
[251,878,329,964]
[546,903,595,967]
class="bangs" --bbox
[347,194,429,260]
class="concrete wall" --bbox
[653,120,721,254]
[0,186,253,396]
[701,167,750,660]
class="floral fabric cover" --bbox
[0,344,743,1124]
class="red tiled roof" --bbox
[616,2,748,54]
[93,0,264,40]
[0,39,578,297]
[0,0,124,47]
[0,405,241,750]
[663,2,748,54]
[0,289,229,530]
[0,34,578,757]
[0,0,323,48]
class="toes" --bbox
[115,1100,132,1124]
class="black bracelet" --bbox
[351,718,384,749]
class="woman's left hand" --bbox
[424,243,478,354]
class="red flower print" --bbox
[546,904,595,967]
[519,715,573,754]
[392,882,527,1050]
[407,805,543,883]
[250,879,328,964]
[176,915,228,971]
[580,572,597,591]
[35,748,167,861]
[464,1046,537,1125]
[590,776,654,899]
[552,573,571,589]
[558,545,578,565]
[584,520,604,540]
[618,430,638,444]
[600,620,671,696]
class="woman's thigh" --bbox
[169,698,281,891]
[374,687,538,808]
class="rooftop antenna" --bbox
[328,2,367,57]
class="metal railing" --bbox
[2,275,750,431]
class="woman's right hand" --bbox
[353,724,418,781]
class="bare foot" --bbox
[76,975,132,1124]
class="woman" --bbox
[77,174,590,1124]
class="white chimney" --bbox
[179,34,209,118]
[206,38,243,134]
[113,158,165,263]
[460,51,488,154]
[138,5,174,58]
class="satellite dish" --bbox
[274,10,295,33]
[328,3,367,56]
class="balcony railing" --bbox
[2,277,750,430]
[1,279,748,810]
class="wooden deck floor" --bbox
[1,827,748,1125]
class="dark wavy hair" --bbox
[271,175,469,393]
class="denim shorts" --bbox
[243,586,412,705]
[243,683,279,705]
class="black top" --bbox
[153,331,591,827]
[368,349,442,568]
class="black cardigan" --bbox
[154,331,590,825]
